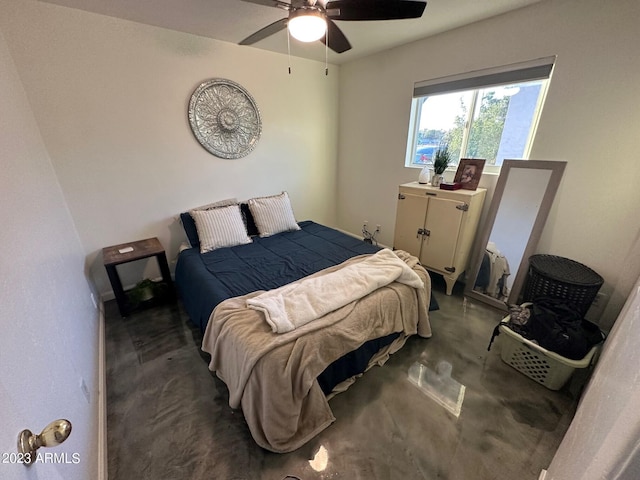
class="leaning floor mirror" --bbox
[464,160,567,310]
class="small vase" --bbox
[431,173,444,187]
[418,165,432,184]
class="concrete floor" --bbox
[106,277,585,480]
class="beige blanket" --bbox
[246,248,424,333]
[202,250,431,453]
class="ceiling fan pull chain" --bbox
[325,24,328,76]
[287,27,292,74]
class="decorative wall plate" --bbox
[188,79,261,159]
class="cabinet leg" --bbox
[444,276,456,296]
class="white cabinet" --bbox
[393,182,486,295]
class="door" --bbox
[420,197,465,273]
[0,32,96,480]
[393,193,427,257]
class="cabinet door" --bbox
[420,197,465,273]
[393,193,427,257]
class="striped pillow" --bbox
[181,198,239,248]
[190,204,252,253]
[248,192,301,237]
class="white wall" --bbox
[0,0,340,295]
[0,25,99,480]
[336,0,640,329]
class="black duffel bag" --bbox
[488,298,603,359]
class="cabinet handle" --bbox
[398,193,406,200]
[417,228,430,238]
[444,266,456,273]
[456,203,469,211]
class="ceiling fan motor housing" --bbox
[288,6,328,43]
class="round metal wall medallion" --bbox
[188,79,261,159]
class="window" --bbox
[405,57,555,171]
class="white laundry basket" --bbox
[498,322,600,391]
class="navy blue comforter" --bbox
[175,221,381,332]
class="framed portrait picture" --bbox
[453,158,486,190]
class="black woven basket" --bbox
[522,254,604,316]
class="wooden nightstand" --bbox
[103,237,175,317]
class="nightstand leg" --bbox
[105,264,128,316]
[156,253,175,299]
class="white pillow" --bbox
[248,191,301,237]
[190,204,252,253]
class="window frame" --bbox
[405,57,555,174]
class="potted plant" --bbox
[431,147,451,187]
[128,278,169,309]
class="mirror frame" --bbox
[464,160,567,310]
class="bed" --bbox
[174,196,433,452]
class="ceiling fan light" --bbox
[288,10,327,43]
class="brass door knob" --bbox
[18,419,72,465]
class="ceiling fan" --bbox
[239,0,428,54]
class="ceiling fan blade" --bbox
[326,0,427,21]
[321,19,352,53]
[239,18,288,45]
[240,0,292,10]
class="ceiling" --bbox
[40,0,542,64]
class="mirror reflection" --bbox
[473,167,553,300]
[465,160,566,310]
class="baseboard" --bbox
[97,301,108,480]
[538,469,547,480]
